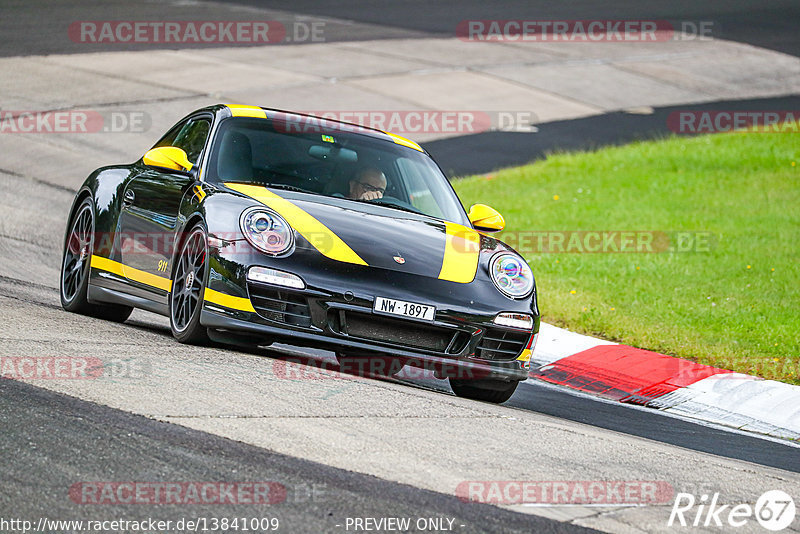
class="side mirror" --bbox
[468,204,505,232]
[143,146,193,172]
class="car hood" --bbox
[223,183,487,284]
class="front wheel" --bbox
[169,223,209,344]
[449,378,519,404]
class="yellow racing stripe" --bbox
[203,287,256,312]
[227,105,268,119]
[90,255,124,277]
[383,131,423,152]
[438,222,481,284]
[92,255,255,311]
[91,255,172,292]
[224,183,368,266]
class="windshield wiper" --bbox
[360,197,424,216]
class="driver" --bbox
[348,167,387,201]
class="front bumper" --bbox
[201,307,532,383]
[201,247,537,383]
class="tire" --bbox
[169,223,209,344]
[335,352,405,377]
[449,378,519,404]
[60,197,133,322]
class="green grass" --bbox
[453,129,800,384]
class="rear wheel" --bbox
[449,378,519,404]
[60,197,132,322]
[169,223,209,344]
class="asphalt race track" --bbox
[0,378,589,534]
[426,95,800,176]
[1,1,799,533]
[4,0,799,57]
[245,0,800,57]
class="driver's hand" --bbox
[360,190,383,201]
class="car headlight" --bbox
[240,207,294,256]
[489,253,534,298]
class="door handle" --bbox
[123,189,135,207]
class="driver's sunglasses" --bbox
[358,182,385,194]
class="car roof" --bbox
[179,104,427,153]
[215,104,426,153]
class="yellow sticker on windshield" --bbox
[321,135,335,143]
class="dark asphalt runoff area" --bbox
[0,378,596,534]
[3,1,798,58]
[246,0,800,58]
[423,95,800,176]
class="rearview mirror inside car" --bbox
[308,145,358,163]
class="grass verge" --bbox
[453,128,799,384]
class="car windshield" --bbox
[204,116,469,225]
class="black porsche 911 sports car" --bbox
[60,104,539,403]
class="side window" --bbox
[172,119,211,165]
[154,121,185,148]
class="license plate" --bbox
[373,296,435,322]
